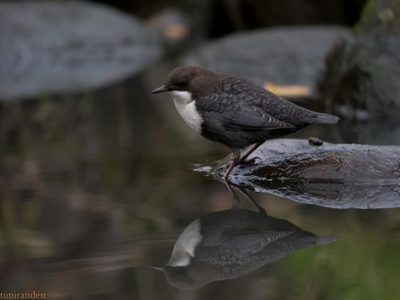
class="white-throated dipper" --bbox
[151,66,339,179]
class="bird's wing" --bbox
[198,96,295,131]
[197,230,294,264]
[221,229,294,254]
[196,75,296,131]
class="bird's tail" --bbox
[316,236,337,245]
[310,112,340,124]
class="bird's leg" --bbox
[223,150,241,181]
[239,142,262,164]
[237,188,267,215]
[223,179,241,209]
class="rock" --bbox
[356,0,400,32]
[318,0,400,121]
[185,26,350,93]
[216,139,400,209]
[0,1,161,101]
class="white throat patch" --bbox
[167,219,202,267]
[171,91,203,133]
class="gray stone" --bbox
[318,0,400,121]
[0,1,161,101]
[216,138,400,209]
[185,26,350,88]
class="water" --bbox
[1,75,400,300]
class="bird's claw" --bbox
[240,156,261,165]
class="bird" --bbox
[154,208,335,289]
[151,66,339,180]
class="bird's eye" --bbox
[172,81,188,90]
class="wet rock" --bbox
[246,177,400,209]
[0,1,161,101]
[318,0,400,121]
[225,138,400,180]
[217,139,400,209]
[356,0,400,31]
[185,26,350,92]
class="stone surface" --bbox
[318,0,400,121]
[356,0,400,32]
[0,1,161,101]
[216,139,400,209]
[185,26,350,89]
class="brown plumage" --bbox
[152,66,339,180]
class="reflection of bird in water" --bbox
[154,187,335,289]
[152,66,339,180]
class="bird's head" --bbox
[151,66,220,101]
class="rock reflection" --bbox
[158,189,335,289]
[231,179,400,209]
[213,139,400,209]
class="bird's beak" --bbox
[151,85,169,94]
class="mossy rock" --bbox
[318,0,400,122]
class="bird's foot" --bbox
[223,159,239,181]
[239,156,261,165]
[223,152,261,181]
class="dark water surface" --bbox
[1,74,400,300]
